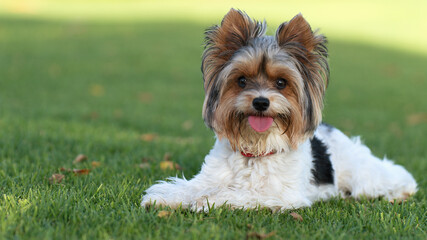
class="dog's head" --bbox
[202,9,329,155]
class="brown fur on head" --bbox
[202,9,329,154]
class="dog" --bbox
[141,9,417,212]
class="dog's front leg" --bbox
[141,177,195,209]
[141,172,226,211]
[142,140,237,210]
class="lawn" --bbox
[0,1,426,239]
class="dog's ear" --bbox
[276,14,320,52]
[202,9,265,130]
[203,9,265,69]
[276,14,329,134]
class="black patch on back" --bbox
[310,136,334,185]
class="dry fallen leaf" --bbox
[138,157,153,169]
[174,163,182,170]
[90,84,105,97]
[140,133,158,142]
[91,161,101,168]
[138,163,151,169]
[49,174,65,184]
[246,231,276,240]
[406,113,427,126]
[163,153,171,161]
[73,154,87,164]
[290,212,303,222]
[73,169,90,175]
[157,210,172,218]
[181,120,194,130]
[160,153,181,170]
[60,167,72,172]
[138,92,153,103]
[160,160,175,170]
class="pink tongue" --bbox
[248,116,274,132]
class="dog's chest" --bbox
[226,144,313,192]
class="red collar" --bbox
[240,151,276,158]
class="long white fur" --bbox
[141,124,417,211]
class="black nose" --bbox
[252,97,270,111]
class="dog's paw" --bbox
[387,189,417,203]
[141,195,168,209]
[141,181,188,209]
[188,196,218,212]
[142,193,187,210]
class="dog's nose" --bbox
[252,97,270,111]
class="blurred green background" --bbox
[1,0,427,53]
[1,0,426,154]
[0,0,426,239]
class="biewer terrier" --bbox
[141,9,417,211]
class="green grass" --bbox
[1,12,426,240]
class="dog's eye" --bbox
[237,77,247,88]
[276,78,287,89]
